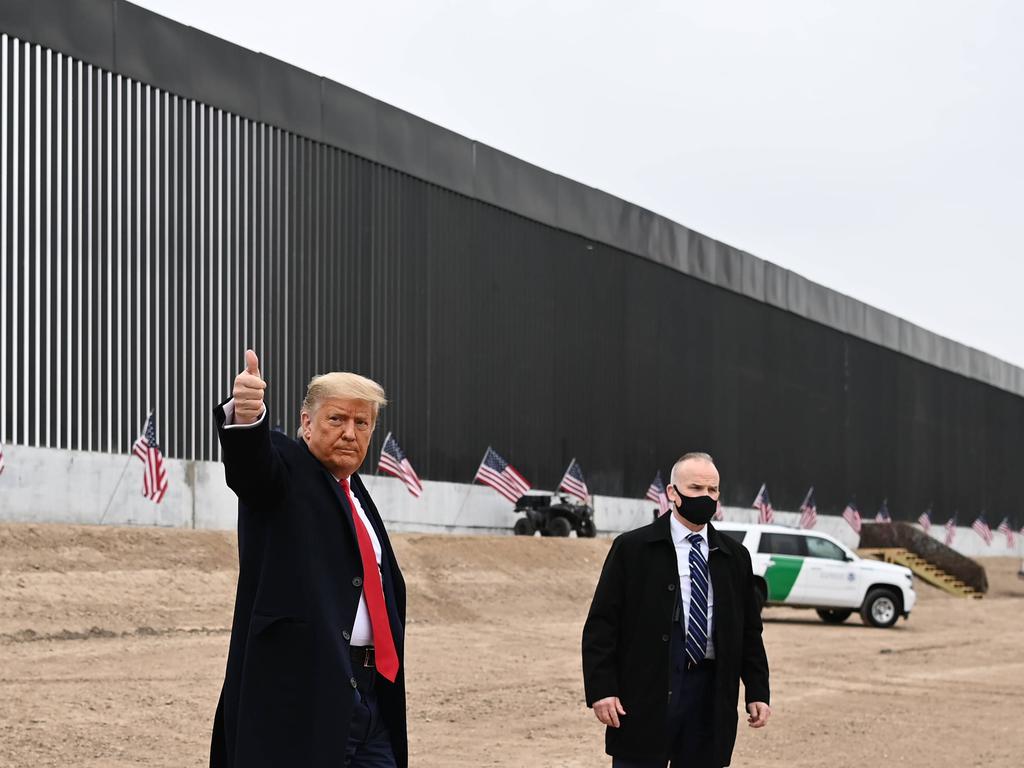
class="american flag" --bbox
[798,486,817,529]
[646,471,670,517]
[842,501,862,534]
[558,458,589,501]
[474,447,531,503]
[378,432,424,498]
[944,515,957,546]
[971,514,993,545]
[753,483,774,524]
[917,508,932,533]
[996,518,1015,549]
[0,441,5,475]
[132,412,168,503]
[713,500,725,522]
[875,499,892,523]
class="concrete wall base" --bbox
[1,444,1020,559]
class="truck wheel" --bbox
[577,519,597,538]
[860,588,901,628]
[513,518,536,536]
[816,608,852,624]
[546,516,572,537]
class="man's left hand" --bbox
[746,701,771,728]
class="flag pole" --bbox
[99,452,134,524]
[450,482,474,530]
[453,450,490,530]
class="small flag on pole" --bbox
[646,471,670,517]
[0,441,5,475]
[132,412,168,503]
[798,487,817,529]
[944,514,957,546]
[378,432,424,498]
[842,501,862,534]
[558,458,589,502]
[474,447,531,503]
[753,483,774,524]
[971,514,993,545]
[996,518,1015,549]
[917,507,932,533]
[875,499,892,523]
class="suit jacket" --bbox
[582,514,769,765]
[209,402,407,768]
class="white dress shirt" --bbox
[220,398,383,646]
[221,398,266,429]
[344,485,383,646]
[670,514,716,659]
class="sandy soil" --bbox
[1,523,1022,767]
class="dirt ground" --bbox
[1,523,1022,767]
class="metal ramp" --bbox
[858,547,984,599]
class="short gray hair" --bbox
[670,452,716,484]
[300,371,388,421]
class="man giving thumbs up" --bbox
[210,350,408,768]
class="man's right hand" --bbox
[593,696,626,728]
[232,349,266,424]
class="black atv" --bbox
[512,493,597,538]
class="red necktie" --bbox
[340,477,399,682]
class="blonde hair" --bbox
[301,372,388,421]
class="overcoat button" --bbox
[350,677,358,688]
[352,576,363,587]
[662,634,669,642]
[668,583,676,591]
[342,630,351,641]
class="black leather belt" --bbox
[350,645,376,668]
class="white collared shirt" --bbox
[669,513,716,659]
[221,398,265,429]
[343,482,383,647]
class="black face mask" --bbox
[672,487,717,526]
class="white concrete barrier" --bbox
[0,444,193,528]
[1,444,1021,559]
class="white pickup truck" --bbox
[715,522,916,628]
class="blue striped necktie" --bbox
[685,532,709,666]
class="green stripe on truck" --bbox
[765,555,804,601]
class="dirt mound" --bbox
[395,534,608,624]
[0,522,237,573]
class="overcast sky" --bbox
[134,0,1024,368]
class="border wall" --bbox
[2,1,1023,523]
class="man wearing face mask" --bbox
[582,453,770,767]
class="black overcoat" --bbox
[209,402,407,768]
[582,514,769,765]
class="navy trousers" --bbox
[345,662,397,768]
[611,663,716,768]
[613,592,718,768]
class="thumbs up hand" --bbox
[232,349,267,424]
